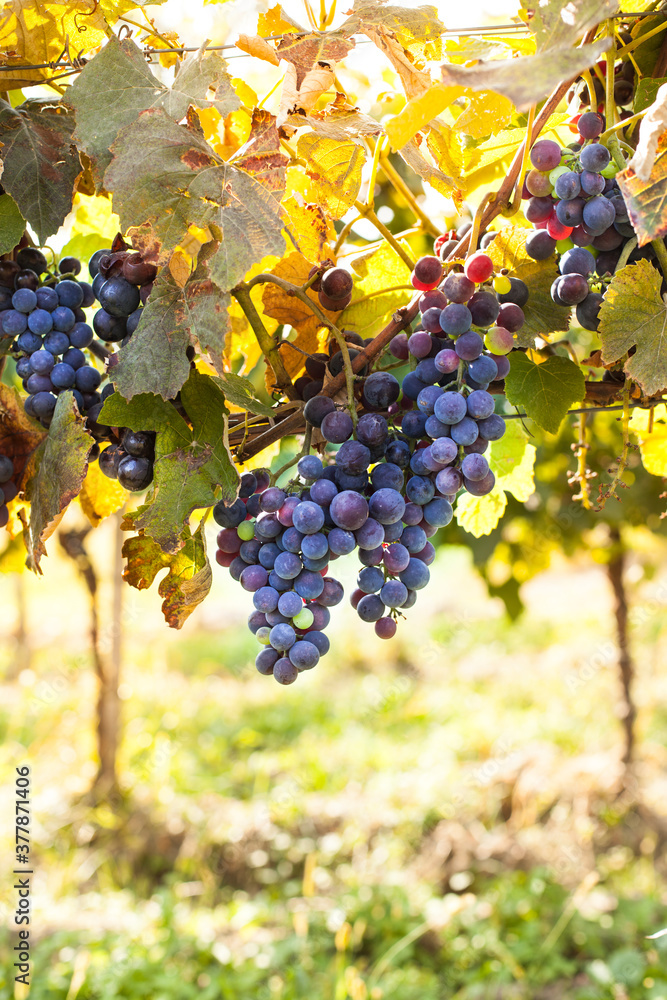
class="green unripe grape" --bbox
[237,519,255,541]
[548,164,570,186]
[600,161,618,178]
[484,325,514,355]
[256,626,271,644]
[555,238,574,254]
[293,608,314,629]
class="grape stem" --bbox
[352,200,415,270]
[242,273,359,425]
[234,297,420,461]
[605,20,617,130]
[467,192,495,255]
[230,285,299,401]
[615,237,637,272]
[447,74,577,261]
[378,154,441,238]
[650,238,667,286]
[504,104,535,217]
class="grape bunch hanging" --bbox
[521,111,647,330]
[214,250,527,685]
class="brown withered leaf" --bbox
[122,521,212,629]
[0,383,47,493]
[276,31,354,87]
[236,33,280,65]
[618,131,667,246]
[233,109,289,192]
[399,134,455,197]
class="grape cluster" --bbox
[568,35,636,115]
[292,330,371,401]
[214,247,524,684]
[0,454,18,529]
[7,248,100,426]
[89,245,156,346]
[522,114,640,331]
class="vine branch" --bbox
[230,285,299,400]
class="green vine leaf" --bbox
[99,370,239,552]
[67,37,239,187]
[504,352,585,434]
[211,374,275,418]
[0,99,80,244]
[23,393,92,573]
[122,521,212,629]
[110,270,192,402]
[598,258,667,396]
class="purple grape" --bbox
[401,411,428,438]
[368,487,405,524]
[310,478,337,506]
[582,195,615,234]
[579,143,610,172]
[328,527,355,555]
[440,303,472,335]
[330,490,368,530]
[455,331,484,361]
[335,440,371,476]
[529,139,561,171]
[301,532,329,560]
[425,415,450,438]
[406,475,435,505]
[417,385,444,415]
[292,501,325,534]
[464,469,496,496]
[477,414,505,441]
[399,558,430,590]
[356,413,388,448]
[319,577,344,606]
[468,355,498,384]
[321,410,353,443]
[261,487,286,513]
[409,331,434,357]
[556,198,585,228]
[526,230,557,261]
[355,517,385,549]
[274,658,299,684]
[357,594,386,622]
[370,462,403,491]
[554,170,581,200]
[430,437,457,465]
[358,566,385,593]
[403,502,424,525]
[422,497,453,527]
[450,416,479,446]
[253,586,280,613]
[383,542,410,574]
[307,631,330,655]
[256,648,279,675]
[559,247,595,276]
[380,579,408,608]
[468,291,500,328]
[443,272,474,303]
[461,453,490,481]
[294,570,324,600]
[434,391,466,425]
[289,640,320,670]
[274,551,303,580]
[240,564,269,592]
[434,348,459,374]
[362,371,400,409]
[298,455,323,481]
[581,170,605,196]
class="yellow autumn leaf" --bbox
[296,134,364,219]
[489,420,536,502]
[629,404,667,476]
[456,489,508,537]
[385,84,463,151]
[232,78,258,108]
[257,4,304,37]
[0,0,108,67]
[169,249,192,288]
[141,30,182,68]
[79,459,127,528]
[282,194,337,263]
[236,34,280,65]
[455,91,515,140]
[214,108,252,160]
[338,242,412,338]
[237,439,282,474]
[60,193,120,263]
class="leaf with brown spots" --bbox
[0,383,46,494]
[67,36,239,188]
[276,32,354,88]
[106,109,285,288]
[617,132,667,246]
[122,521,212,629]
[233,110,289,192]
[301,102,383,142]
[23,393,92,573]
[0,98,80,244]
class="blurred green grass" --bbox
[1,518,667,998]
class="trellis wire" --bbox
[0,11,664,75]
